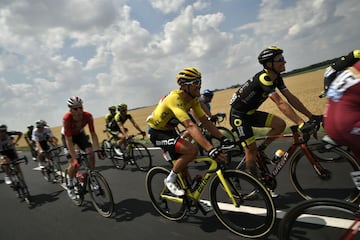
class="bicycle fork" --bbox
[216,170,239,207]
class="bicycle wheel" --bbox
[146,167,186,221]
[290,143,360,202]
[52,157,63,183]
[101,140,112,159]
[131,142,152,172]
[87,171,114,217]
[227,148,246,170]
[17,174,31,204]
[110,146,124,169]
[64,169,84,206]
[210,170,276,238]
[279,198,360,240]
[42,160,56,182]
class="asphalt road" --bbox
[0,142,356,240]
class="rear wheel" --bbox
[210,170,276,238]
[88,171,114,218]
[146,167,186,220]
[290,143,360,202]
[131,142,152,172]
[101,140,112,159]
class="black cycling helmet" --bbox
[258,46,283,65]
[203,89,214,98]
[0,124,7,132]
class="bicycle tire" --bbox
[110,146,124,169]
[101,140,112,159]
[64,168,84,206]
[290,142,360,202]
[17,174,31,204]
[278,198,360,240]
[52,156,63,183]
[146,167,186,221]
[42,160,55,182]
[131,142,152,172]
[210,170,276,238]
[87,171,114,218]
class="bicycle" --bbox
[64,150,114,217]
[108,132,152,172]
[145,146,276,238]
[178,112,237,155]
[233,124,360,202]
[278,198,360,239]
[1,156,32,205]
[40,146,64,183]
[278,171,360,240]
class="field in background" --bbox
[17,69,327,148]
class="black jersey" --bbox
[230,70,287,113]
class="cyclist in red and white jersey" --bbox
[324,59,360,162]
[61,96,103,199]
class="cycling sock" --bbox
[166,170,178,183]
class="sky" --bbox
[1,0,360,130]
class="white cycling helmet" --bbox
[67,96,83,108]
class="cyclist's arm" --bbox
[199,115,223,139]
[269,92,304,125]
[65,136,77,160]
[280,89,312,119]
[129,118,143,133]
[200,101,211,117]
[89,131,101,151]
[13,132,22,145]
[117,121,128,137]
[183,119,214,152]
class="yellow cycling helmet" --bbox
[118,103,127,112]
[176,67,202,85]
[108,105,116,111]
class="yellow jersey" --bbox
[147,89,205,131]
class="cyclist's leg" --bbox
[149,128,197,196]
[253,111,285,153]
[76,132,94,169]
[230,110,258,176]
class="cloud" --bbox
[0,0,360,131]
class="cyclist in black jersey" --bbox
[229,46,320,185]
[114,103,146,150]
[24,125,37,161]
[0,124,23,184]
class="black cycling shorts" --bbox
[148,127,182,161]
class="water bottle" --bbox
[191,175,203,192]
[271,149,285,164]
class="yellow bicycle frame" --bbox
[160,156,238,206]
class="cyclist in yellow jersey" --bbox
[147,67,229,196]
[104,105,119,132]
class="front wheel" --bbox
[290,143,360,202]
[131,142,152,172]
[210,170,276,238]
[145,167,186,221]
[278,198,360,240]
[87,171,114,218]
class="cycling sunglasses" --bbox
[273,56,286,62]
[71,107,83,111]
[185,78,202,87]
